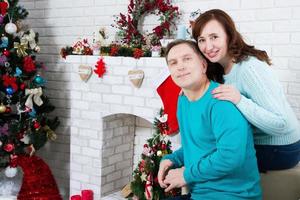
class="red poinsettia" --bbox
[110,45,119,56]
[94,57,106,78]
[2,74,18,92]
[133,48,144,59]
[0,1,8,16]
[23,56,36,72]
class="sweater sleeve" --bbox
[235,61,290,135]
[183,101,249,184]
[161,147,184,168]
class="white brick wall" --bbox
[19,0,300,199]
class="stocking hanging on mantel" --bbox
[17,155,62,200]
[155,69,181,135]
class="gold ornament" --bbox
[157,150,162,157]
[0,104,6,113]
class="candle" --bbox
[177,25,187,40]
[70,195,81,200]
[81,189,93,200]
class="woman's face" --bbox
[197,19,229,66]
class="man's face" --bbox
[167,43,207,91]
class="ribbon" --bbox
[43,125,57,141]
[25,87,43,109]
[21,29,39,50]
[144,174,153,200]
[14,42,28,57]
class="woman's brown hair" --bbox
[192,9,271,65]
[165,39,224,83]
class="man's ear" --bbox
[201,59,208,74]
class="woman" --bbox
[192,9,300,172]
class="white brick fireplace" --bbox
[65,55,180,199]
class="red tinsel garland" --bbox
[17,155,62,200]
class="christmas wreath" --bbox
[114,0,179,48]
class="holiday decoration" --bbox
[93,57,106,78]
[72,38,93,55]
[156,76,181,135]
[81,189,93,200]
[113,0,180,47]
[128,69,144,88]
[4,166,18,178]
[78,65,93,82]
[0,0,59,191]
[5,21,17,34]
[129,110,180,200]
[17,155,62,200]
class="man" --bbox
[158,39,262,200]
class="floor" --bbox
[101,191,126,200]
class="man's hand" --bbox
[164,167,186,192]
[158,159,173,188]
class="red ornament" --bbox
[3,49,10,56]
[94,57,106,78]
[3,143,15,152]
[5,106,11,113]
[33,121,41,130]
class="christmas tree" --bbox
[128,110,180,200]
[0,0,58,169]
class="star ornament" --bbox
[94,57,106,78]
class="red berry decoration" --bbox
[161,143,167,150]
[20,83,26,90]
[5,106,11,113]
[3,49,10,56]
[33,121,41,130]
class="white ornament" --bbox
[5,22,17,35]
[4,166,18,178]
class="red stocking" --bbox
[156,75,181,135]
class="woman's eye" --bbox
[184,57,191,61]
[212,35,218,40]
[198,38,205,43]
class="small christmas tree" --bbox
[129,110,180,200]
[0,0,59,170]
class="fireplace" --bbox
[66,55,180,199]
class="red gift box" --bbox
[70,195,81,200]
[81,190,93,200]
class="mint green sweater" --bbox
[224,56,300,145]
[163,81,262,200]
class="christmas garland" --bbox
[113,0,179,47]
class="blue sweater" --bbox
[163,81,262,200]
[224,56,300,145]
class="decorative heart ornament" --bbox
[78,65,92,82]
[128,69,144,88]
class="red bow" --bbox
[23,56,36,72]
